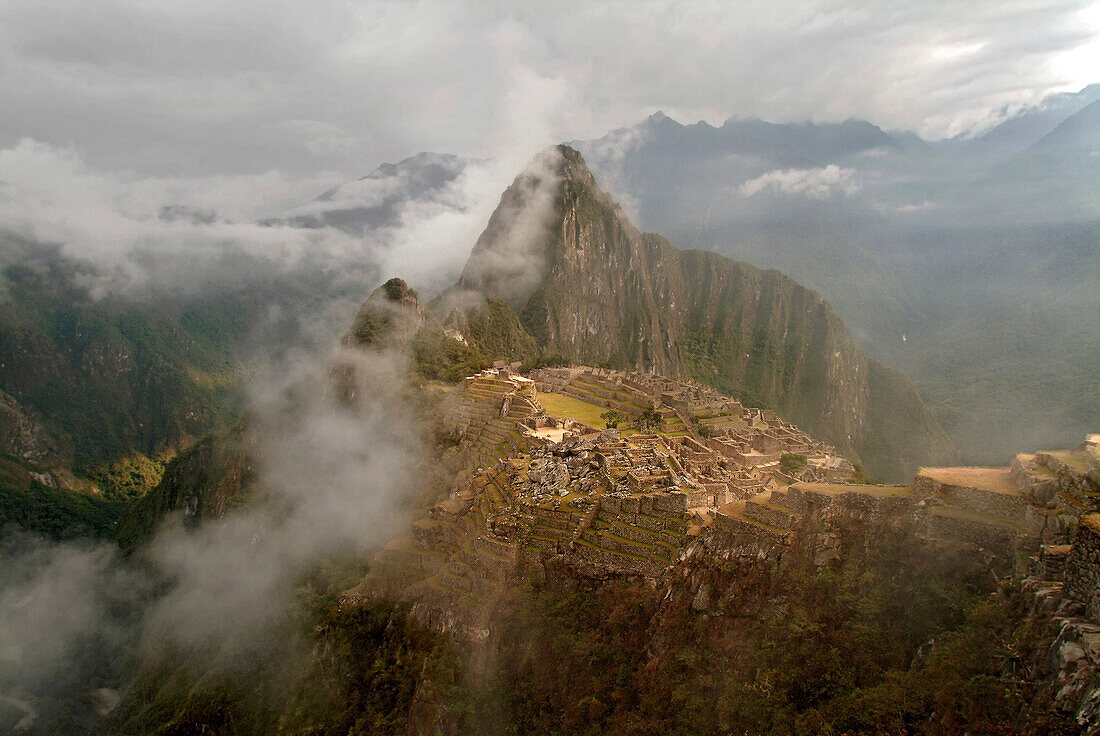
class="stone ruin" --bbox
[444,366,545,466]
[711,434,1100,579]
[358,363,865,631]
[367,358,1100,646]
[528,365,851,480]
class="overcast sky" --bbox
[1,0,1097,180]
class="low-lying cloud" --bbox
[0,533,149,731]
[0,343,428,731]
[738,164,860,200]
[455,146,563,310]
[146,346,424,648]
[0,137,547,301]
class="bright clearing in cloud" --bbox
[739,165,859,200]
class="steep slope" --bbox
[987,98,1100,219]
[0,242,244,471]
[0,234,368,538]
[958,83,1100,164]
[452,146,951,480]
[114,422,255,550]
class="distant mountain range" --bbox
[571,84,1100,229]
[266,152,469,235]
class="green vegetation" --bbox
[693,417,713,439]
[115,424,254,550]
[347,304,394,346]
[94,453,166,502]
[412,298,542,383]
[106,518,1065,735]
[105,559,461,736]
[780,452,808,475]
[411,326,491,382]
[0,254,243,472]
[0,458,123,539]
[438,527,1041,736]
[538,392,613,429]
[0,450,165,540]
[633,407,663,432]
[601,409,624,428]
[462,298,540,364]
[863,359,958,481]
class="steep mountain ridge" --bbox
[444,146,952,480]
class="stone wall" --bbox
[1035,544,1072,582]
[600,491,691,515]
[914,474,1027,520]
[1065,515,1100,621]
[680,488,712,508]
[599,496,687,534]
[570,539,668,576]
[1023,504,1076,545]
[922,509,1022,559]
[784,484,912,520]
[743,500,795,529]
[713,510,786,543]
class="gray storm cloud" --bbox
[0,0,1095,177]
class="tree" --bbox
[633,408,663,432]
[780,453,808,476]
[601,409,624,429]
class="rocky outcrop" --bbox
[346,277,426,349]
[0,389,65,465]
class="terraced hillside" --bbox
[358,359,1099,642]
[444,368,543,468]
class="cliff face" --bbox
[452,145,952,480]
[114,423,255,550]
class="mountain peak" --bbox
[442,147,952,478]
[345,277,424,349]
[457,145,603,310]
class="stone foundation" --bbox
[1065,515,1100,620]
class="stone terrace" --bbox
[448,366,544,466]
[715,482,913,549]
[361,364,909,629]
[530,365,853,481]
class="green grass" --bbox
[538,391,693,437]
[538,392,620,430]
